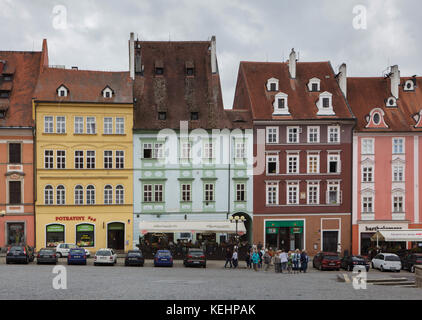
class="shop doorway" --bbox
[322,231,338,252]
[107,223,125,250]
[6,222,25,245]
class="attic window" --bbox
[102,87,113,98]
[190,112,199,120]
[57,85,68,97]
[266,78,279,92]
[404,80,415,91]
[308,78,321,92]
[373,112,381,125]
[158,112,167,120]
[386,96,397,107]
[272,92,290,116]
[316,92,335,116]
[323,98,330,108]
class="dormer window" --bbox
[365,108,389,129]
[57,85,68,97]
[404,80,415,91]
[272,92,290,115]
[266,78,279,92]
[308,78,321,92]
[386,96,397,107]
[102,86,114,98]
[316,92,335,116]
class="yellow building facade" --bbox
[33,69,133,253]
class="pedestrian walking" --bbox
[292,249,301,274]
[232,249,238,269]
[258,249,264,269]
[263,249,271,272]
[245,250,252,269]
[300,250,309,273]
[252,249,260,271]
[274,250,281,273]
[287,251,293,274]
[224,247,232,268]
[279,250,288,273]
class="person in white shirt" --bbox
[279,250,288,273]
[232,250,238,269]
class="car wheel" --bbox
[380,265,384,272]
[371,262,374,269]
[57,253,62,258]
[411,265,415,273]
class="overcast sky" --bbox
[1,0,421,108]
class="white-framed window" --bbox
[287,127,299,143]
[393,194,404,213]
[56,185,65,205]
[235,141,245,159]
[44,116,54,133]
[362,138,374,154]
[181,184,191,202]
[115,151,124,169]
[392,138,404,154]
[362,166,374,182]
[236,183,246,202]
[287,154,299,174]
[75,151,84,169]
[116,185,124,204]
[104,117,113,134]
[327,182,341,205]
[154,184,163,202]
[266,78,279,91]
[203,142,214,159]
[307,154,319,174]
[74,185,84,205]
[307,182,320,204]
[86,185,96,205]
[86,150,95,169]
[266,155,279,174]
[116,117,125,135]
[104,185,113,204]
[44,150,54,169]
[308,126,320,143]
[74,117,84,134]
[44,185,54,205]
[273,92,290,115]
[57,85,68,97]
[328,154,340,173]
[56,116,66,134]
[143,184,152,202]
[266,127,279,144]
[204,183,214,201]
[393,165,404,182]
[57,150,66,169]
[362,196,373,213]
[143,143,153,159]
[308,78,321,92]
[328,126,340,143]
[104,150,113,169]
[86,117,96,134]
[287,182,299,205]
[103,87,113,98]
[316,92,335,115]
[266,182,278,205]
[181,141,191,159]
[154,143,164,159]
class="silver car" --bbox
[94,248,117,266]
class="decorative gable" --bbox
[316,91,335,116]
[102,86,114,98]
[404,79,415,92]
[413,110,422,129]
[365,108,389,129]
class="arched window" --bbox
[44,185,53,205]
[74,185,84,205]
[56,185,66,205]
[104,185,113,204]
[86,185,95,205]
[116,185,124,204]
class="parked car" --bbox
[55,243,90,258]
[67,248,87,265]
[371,253,401,272]
[341,255,370,272]
[94,248,117,266]
[312,252,341,271]
[6,245,35,264]
[184,248,206,268]
[125,250,144,266]
[154,250,173,267]
[36,248,58,265]
[401,253,422,273]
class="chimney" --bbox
[211,35,217,74]
[391,65,400,99]
[288,48,297,79]
[71,66,78,70]
[338,63,347,98]
[129,32,135,80]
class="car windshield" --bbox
[189,250,204,256]
[353,256,365,260]
[128,252,141,257]
[385,256,400,262]
[157,251,170,257]
[40,249,55,254]
[70,249,85,254]
[68,245,78,249]
[96,250,111,256]
[10,246,23,251]
[324,255,339,260]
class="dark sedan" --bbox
[125,250,144,266]
[37,248,58,264]
[184,248,206,268]
[401,253,422,273]
[341,255,370,272]
[6,245,35,264]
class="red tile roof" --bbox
[348,76,422,131]
[133,40,238,130]
[233,61,354,121]
[34,68,133,104]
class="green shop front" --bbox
[265,220,304,251]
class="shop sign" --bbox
[76,225,94,232]
[290,227,303,234]
[364,225,404,232]
[55,216,97,222]
[267,228,277,234]
[47,225,64,232]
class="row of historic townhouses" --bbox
[130,34,253,249]
[0,39,48,249]
[232,49,355,256]
[33,65,134,253]
[348,65,422,255]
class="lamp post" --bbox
[229,215,245,244]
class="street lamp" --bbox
[229,215,245,244]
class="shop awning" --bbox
[139,220,246,235]
[371,230,422,242]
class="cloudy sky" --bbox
[1,0,421,107]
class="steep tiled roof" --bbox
[348,76,422,131]
[0,47,45,127]
[133,40,235,130]
[34,68,133,104]
[233,61,354,121]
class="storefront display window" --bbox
[265,220,304,251]
[7,223,25,245]
[76,224,95,247]
[46,224,65,247]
